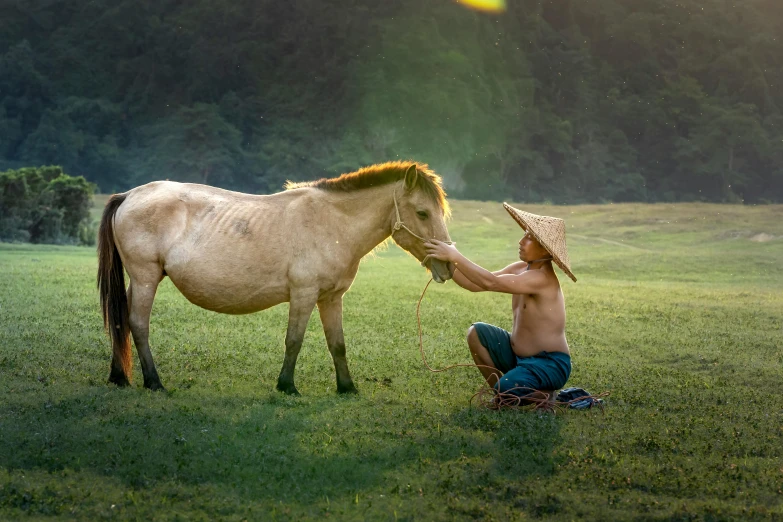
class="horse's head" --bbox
[391,164,455,283]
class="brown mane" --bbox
[285,161,450,217]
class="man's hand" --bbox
[423,239,459,264]
[424,241,548,295]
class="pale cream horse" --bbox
[98,161,454,394]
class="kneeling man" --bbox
[423,204,577,398]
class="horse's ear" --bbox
[404,164,418,191]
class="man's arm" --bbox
[451,253,546,295]
[423,240,544,294]
[452,261,527,292]
[451,269,483,292]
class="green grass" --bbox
[1,200,782,521]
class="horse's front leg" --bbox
[276,288,319,395]
[317,295,358,394]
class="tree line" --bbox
[1,0,781,204]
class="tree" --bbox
[0,166,95,244]
[132,103,243,187]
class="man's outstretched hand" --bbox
[423,239,459,265]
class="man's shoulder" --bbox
[505,261,529,275]
[523,269,562,295]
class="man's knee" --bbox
[466,325,476,341]
[466,326,491,364]
[467,326,486,356]
[467,325,483,347]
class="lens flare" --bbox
[455,0,507,14]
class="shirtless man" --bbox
[422,204,577,397]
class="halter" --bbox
[392,186,452,245]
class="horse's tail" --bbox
[97,193,132,384]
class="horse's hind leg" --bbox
[317,296,357,394]
[276,288,319,395]
[127,272,165,391]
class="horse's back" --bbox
[113,181,297,313]
[114,181,243,256]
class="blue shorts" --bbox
[472,322,571,396]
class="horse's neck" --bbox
[310,184,397,258]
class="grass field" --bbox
[1,199,782,521]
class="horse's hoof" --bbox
[276,382,300,396]
[108,370,130,387]
[145,381,166,392]
[337,383,359,394]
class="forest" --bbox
[1,0,782,203]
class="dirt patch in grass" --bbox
[750,233,777,242]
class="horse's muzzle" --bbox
[429,259,455,284]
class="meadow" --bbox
[1,199,782,521]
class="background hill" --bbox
[1,0,782,203]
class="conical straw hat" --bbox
[503,203,576,282]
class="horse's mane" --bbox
[285,161,450,217]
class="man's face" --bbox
[518,231,549,262]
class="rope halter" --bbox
[391,185,452,245]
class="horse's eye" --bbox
[416,210,429,220]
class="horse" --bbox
[97,161,454,395]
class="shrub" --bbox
[0,166,96,245]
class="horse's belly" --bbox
[164,257,289,315]
[171,275,289,314]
